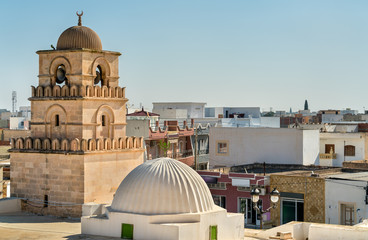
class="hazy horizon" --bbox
[1,0,368,112]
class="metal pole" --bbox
[194,126,198,170]
[260,212,263,229]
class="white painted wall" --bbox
[260,117,281,128]
[209,127,319,168]
[9,117,25,130]
[126,119,150,138]
[303,130,320,165]
[325,177,368,225]
[256,221,368,240]
[82,206,243,240]
[152,108,187,119]
[153,102,205,119]
[6,182,10,197]
[320,132,366,167]
[0,198,21,213]
[205,107,261,118]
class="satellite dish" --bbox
[94,70,101,84]
[56,67,66,84]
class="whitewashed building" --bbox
[319,132,367,167]
[209,127,320,168]
[205,107,260,118]
[325,172,368,225]
[82,158,243,240]
[152,102,206,119]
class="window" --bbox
[217,141,228,154]
[44,195,48,208]
[344,145,355,156]
[325,144,335,154]
[341,204,355,225]
[213,195,226,208]
[210,225,217,240]
[179,141,183,154]
[121,223,133,239]
[102,115,106,126]
[207,182,226,190]
[55,115,60,127]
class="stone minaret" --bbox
[10,13,144,217]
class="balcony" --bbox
[319,153,337,159]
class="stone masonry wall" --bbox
[84,150,144,203]
[270,175,325,226]
[11,152,84,217]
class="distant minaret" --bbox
[304,100,309,110]
[12,91,17,117]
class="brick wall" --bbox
[270,175,325,226]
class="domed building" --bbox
[82,158,244,240]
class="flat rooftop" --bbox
[208,163,368,178]
[0,211,261,240]
[0,212,120,240]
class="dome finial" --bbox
[76,11,83,26]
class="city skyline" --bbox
[1,0,368,112]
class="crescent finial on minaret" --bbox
[76,11,84,26]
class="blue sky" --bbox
[1,0,368,112]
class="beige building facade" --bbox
[9,15,144,217]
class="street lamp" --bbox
[250,187,280,229]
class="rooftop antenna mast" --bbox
[12,91,17,117]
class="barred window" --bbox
[344,145,355,156]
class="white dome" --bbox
[111,158,215,215]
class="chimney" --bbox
[191,119,194,127]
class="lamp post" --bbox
[250,187,280,229]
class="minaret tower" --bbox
[10,13,144,217]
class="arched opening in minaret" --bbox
[55,65,68,86]
[94,65,109,87]
[94,65,103,86]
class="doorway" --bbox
[281,198,304,224]
[239,198,262,227]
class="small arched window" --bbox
[344,145,355,156]
[102,115,106,126]
[55,114,60,127]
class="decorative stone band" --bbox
[9,136,144,153]
[30,85,125,99]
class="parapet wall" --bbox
[10,136,144,153]
[30,84,125,99]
